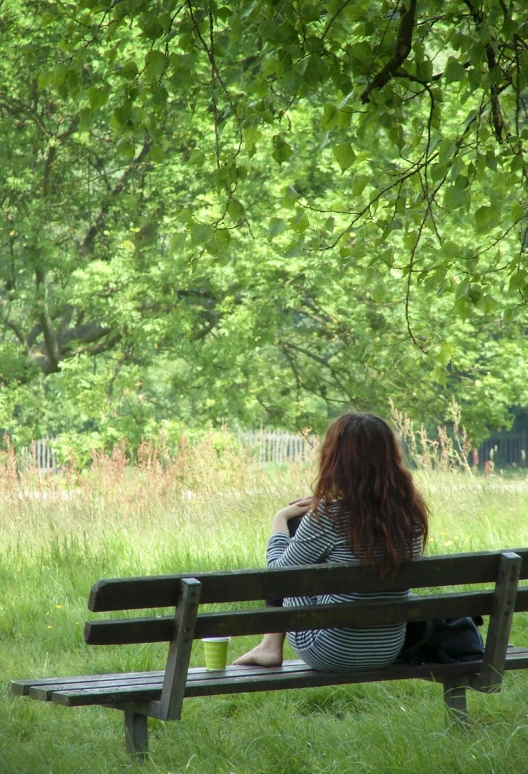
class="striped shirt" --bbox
[266,502,423,673]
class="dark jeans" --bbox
[265,515,303,608]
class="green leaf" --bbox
[119,61,139,80]
[243,127,262,154]
[304,54,329,83]
[440,240,459,257]
[509,270,527,292]
[145,50,169,80]
[348,41,374,71]
[511,202,525,222]
[444,57,466,84]
[352,175,369,196]
[213,229,232,251]
[403,232,417,250]
[51,64,68,86]
[437,341,453,366]
[170,232,187,253]
[87,87,109,109]
[177,208,193,224]
[38,71,54,89]
[477,294,496,313]
[474,206,500,234]
[282,186,300,208]
[454,296,471,320]
[332,143,356,172]
[116,138,135,160]
[438,140,454,165]
[289,208,310,234]
[431,364,447,387]
[416,59,433,82]
[272,136,293,165]
[371,284,384,303]
[267,217,287,241]
[322,104,339,130]
[189,149,205,167]
[191,223,214,244]
[443,186,467,211]
[227,198,245,224]
[148,145,165,163]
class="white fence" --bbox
[19,437,58,472]
[237,431,318,464]
[19,431,317,471]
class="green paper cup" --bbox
[202,637,231,670]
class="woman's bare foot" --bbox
[232,633,285,667]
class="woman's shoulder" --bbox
[314,499,342,513]
[309,500,343,531]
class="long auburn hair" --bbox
[312,412,428,578]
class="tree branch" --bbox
[463,0,506,143]
[35,266,60,372]
[361,0,418,104]
[80,141,153,255]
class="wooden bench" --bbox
[11,548,528,761]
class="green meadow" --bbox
[2,441,528,774]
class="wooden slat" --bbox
[180,647,528,697]
[52,684,163,706]
[85,591,499,645]
[181,660,485,698]
[503,646,528,667]
[19,648,528,709]
[11,670,164,697]
[28,674,165,702]
[88,548,528,611]
[84,586,528,646]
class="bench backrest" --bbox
[85,548,528,644]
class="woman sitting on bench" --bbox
[234,412,429,672]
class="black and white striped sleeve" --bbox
[266,511,335,568]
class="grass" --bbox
[2,438,528,773]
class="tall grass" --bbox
[2,436,528,773]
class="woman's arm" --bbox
[270,498,312,536]
[267,502,335,567]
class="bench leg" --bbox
[125,710,148,760]
[443,680,468,725]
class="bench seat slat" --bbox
[52,685,163,706]
[29,675,165,701]
[11,670,165,697]
[17,648,528,708]
[88,549,528,611]
[183,661,485,697]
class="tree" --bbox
[30,0,527,316]
[1,0,527,448]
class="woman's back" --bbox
[267,501,423,672]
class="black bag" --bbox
[400,616,484,665]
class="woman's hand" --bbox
[288,496,313,507]
[277,496,313,520]
[270,497,312,535]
